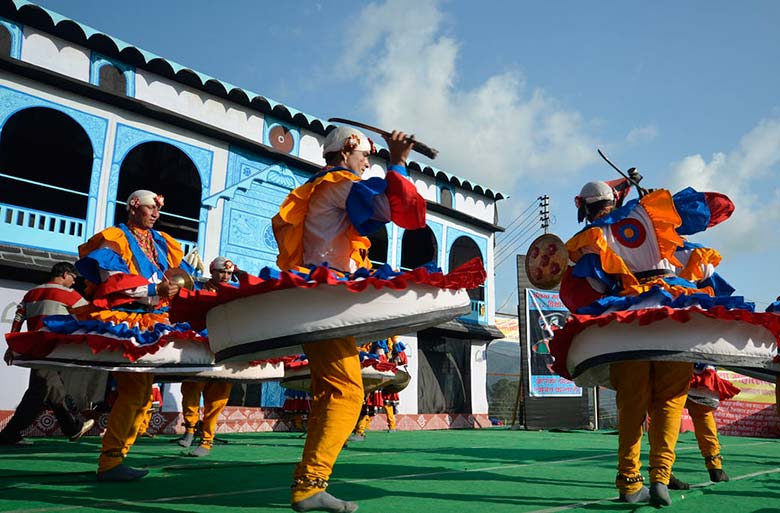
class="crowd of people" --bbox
[0,125,769,512]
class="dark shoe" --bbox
[667,474,690,490]
[70,419,95,441]
[347,434,365,442]
[96,463,149,482]
[618,485,649,503]
[650,482,672,507]
[292,491,358,512]
[709,468,730,482]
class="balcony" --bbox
[0,202,84,254]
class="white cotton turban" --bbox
[127,189,162,210]
[210,256,234,272]
[322,126,373,156]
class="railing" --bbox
[0,203,85,254]
[460,299,487,324]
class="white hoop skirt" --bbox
[550,306,780,388]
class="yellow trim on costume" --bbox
[71,304,171,329]
[677,247,722,282]
[639,189,683,268]
[566,228,639,290]
[272,170,370,270]
[78,226,184,277]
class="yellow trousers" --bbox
[384,404,396,430]
[98,372,154,472]
[291,337,363,504]
[686,399,722,469]
[136,398,154,436]
[354,414,371,436]
[610,360,692,493]
[181,381,232,445]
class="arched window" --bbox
[367,227,388,268]
[0,25,11,59]
[440,187,453,209]
[400,225,437,270]
[116,142,201,246]
[98,64,127,95]
[449,235,484,301]
[0,107,92,220]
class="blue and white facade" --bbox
[0,2,505,420]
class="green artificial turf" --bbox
[0,429,777,512]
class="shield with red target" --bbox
[524,233,568,290]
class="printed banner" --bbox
[525,288,581,397]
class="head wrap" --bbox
[576,181,614,205]
[209,256,235,273]
[127,189,164,210]
[322,126,375,156]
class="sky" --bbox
[32,0,780,312]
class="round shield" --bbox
[524,233,568,290]
[163,267,195,291]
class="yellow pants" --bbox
[686,399,722,469]
[181,381,232,446]
[136,397,154,436]
[98,372,154,472]
[610,360,693,493]
[384,404,396,430]
[354,414,371,436]
[291,337,363,504]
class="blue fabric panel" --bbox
[118,224,169,279]
[673,187,711,235]
[388,163,408,177]
[577,286,754,315]
[261,381,286,407]
[76,247,131,283]
[699,273,735,297]
[43,314,195,346]
[571,253,621,294]
[346,176,390,236]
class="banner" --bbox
[525,288,581,397]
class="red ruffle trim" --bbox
[690,369,741,400]
[6,330,207,362]
[171,258,486,331]
[550,306,780,379]
[92,274,151,309]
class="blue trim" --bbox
[345,177,390,236]
[108,124,212,250]
[0,17,22,59]
[0,86,108,241]
[89,52,136,97]
[117,223,170,277]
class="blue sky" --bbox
[34,0,780,311]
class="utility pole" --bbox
[538,195,550,234]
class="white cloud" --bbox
[668,118,780,253]
[339,0,597,192]
[625,125,658,145]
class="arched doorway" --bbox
[400,225,437,270]
[449,235,485,301]
[367,226,388,268]
[0,107,93,248]
[115,142,201,250]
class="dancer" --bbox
[273,125,425,512]
[74,189,196,481]
[558,180,735,507]
[177,257,236,456]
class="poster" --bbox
[525,288,582,397]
